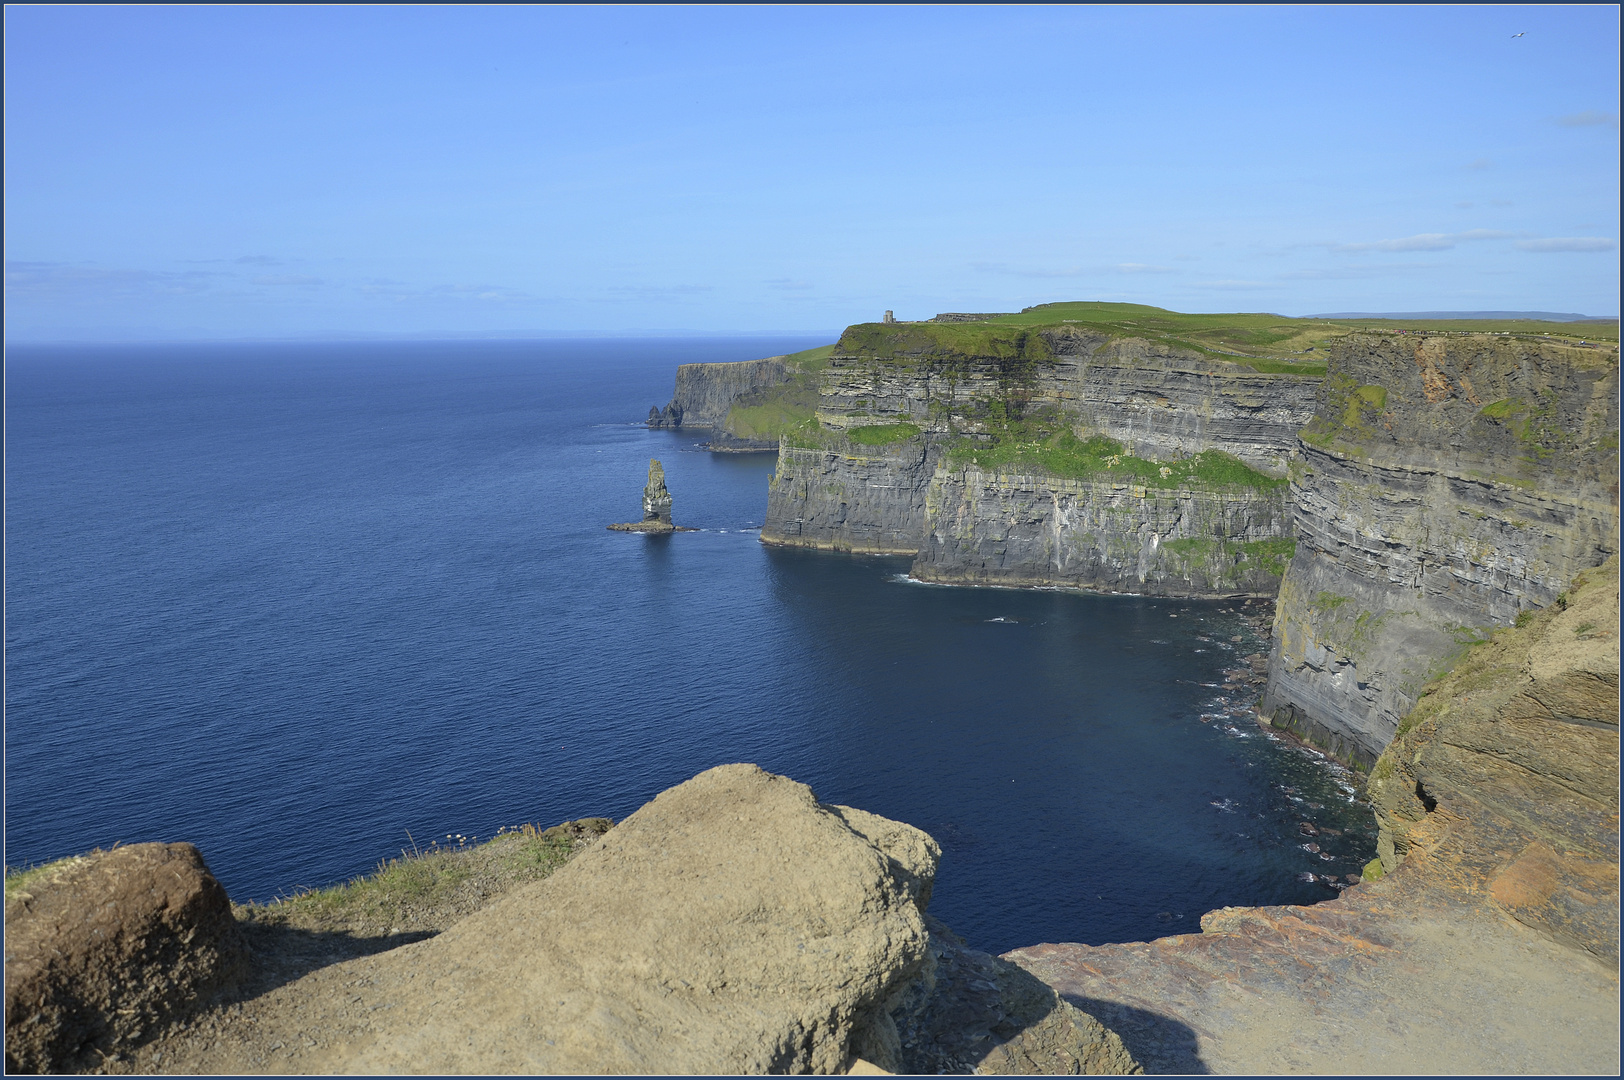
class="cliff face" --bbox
[1367,555,1619,963]
[814,330,1318,475]
[762,440,937,555]
[761,323,1319,596]
[651,357,791,429]
[1262,333,1619,766]
[914,466,1290,595]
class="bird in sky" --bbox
[1512,32,1526,38]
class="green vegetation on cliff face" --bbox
[718,344,836,444]
[945,426,1284,492]
[847,422,922,446]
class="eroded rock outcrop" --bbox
[609,459,689,533]
[1006,560,1621,1073]
[199,763,1129,1076]
[1367,555,1620,962]
[3,843,244,1074]
[1262,332,1619,765]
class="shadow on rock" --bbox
[895,918,1144,1075]
[1060,995,1210,1075]
[224,920,435,1002]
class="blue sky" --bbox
[5,5,1618,340]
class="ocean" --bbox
[4,339,1376,953]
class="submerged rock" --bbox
[3,842,244,1073]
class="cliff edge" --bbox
[1006,556,1620,1074]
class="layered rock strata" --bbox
[1006,560,1620,1073]
[763,322,1317,596]
[915,465,1289,595]
[812,329,1318,473]
[649,356,791,429]
[609,458,691,533]
[1262,332,1619,765]
[762,439,939,555]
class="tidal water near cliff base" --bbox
[6,340,1376,953]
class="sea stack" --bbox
[642,459,673,525]
[609,459,689,532]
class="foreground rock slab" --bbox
[4,843,243,1073]
[323,764,940,1073]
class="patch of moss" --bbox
[1238,538,1296,576]
[1311,591,1352,612]
[4,854,91,899]
[1361,857,1385,882]
[846,422,922,446]
[946,427,1285,492]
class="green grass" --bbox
[781,343,836,372]
[1239,538,1297,576]
[946,428,1285,491]
[239,820,609,932]
[840,302,1617,366]
[5,854,91,900]
[846,421,921,446]
[1160,537,1294,578]
[1478,397,1519,420]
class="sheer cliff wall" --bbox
[652,357,791,428]
[914,468,1289,595]
[761,324,1317,595]
[1262,333,1620,766]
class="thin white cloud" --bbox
[5,261,224,297]
[251,274,323,287]
[1515,237,1616,252]
[972,262,1088,278]
[355,279,539,303]
[235,255,283,266]
[971,261,1176,278]
[1464,158,1493,170]
[766,278,814,291]
[1282,263,1434,281]
[1332,229,1512,253]
[1192,279,1269,290]
[1557,111,1619,129]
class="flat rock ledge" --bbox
[607,520,694,533]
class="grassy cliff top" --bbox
[831,302,1617,370]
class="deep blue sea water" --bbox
[5,339,1376,953]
